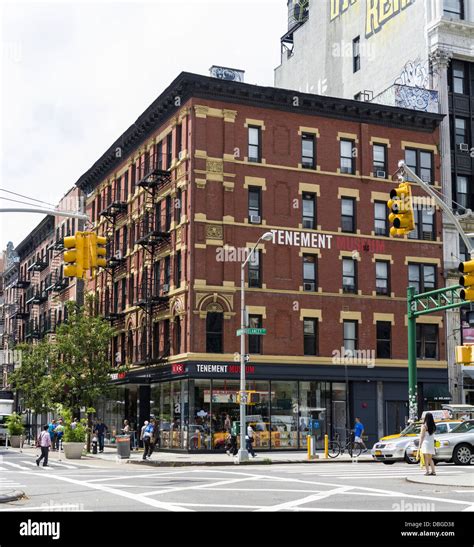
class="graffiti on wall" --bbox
[394,85,439,113]
[330,0,416,39]
[395,59,430,88]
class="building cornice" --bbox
[75,72,444,194]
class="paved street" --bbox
[1,450,473,512]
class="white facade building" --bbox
[276,0,474,407]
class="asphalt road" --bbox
[0,450,473,513]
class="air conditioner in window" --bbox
[303,282,316,292]
[458,143,469,152]
[162,284,169,293]
[376,170,386,178]
[249,215,261,224]
[178,150,186,161]
[114,250,123,260]
[421,174,431,183]
[302,219,314,229]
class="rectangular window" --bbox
[340,139,355,174]
[166,133,173,169]
[248,186,262,223]
[301,133,316,169]
[444,0,464,19]
[176,124,182,156]
[157,141,164,170]
[373,144,387,177]
[165,195,172,231]
[248,315,262,354]
[303,318,317,356]
[374,201,388,236]
[164,256,171,286]
[408,209,435,241]
[376,321,391,358]
[375,261,390,295]
[353,36,360,72]
[456,175,469,210]
[131,163,136,194]
[452,61,466,94]
[129,274,134,306]
[341,197,355,233]
[248,126,261,163]
[405,148,433,184]
[123,171,129,200]
[303,254,317,292]
[248,250,262,288]
[416,324,438,359]
[455,117,468,146]
[153,260,161,296]
[409,263,436,293]
[121,278,127,311]
[206,312,223,353]
[343,320,358,354]
[342,258,357,293]
[302,193,316,229]
[175,251,181,288]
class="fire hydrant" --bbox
[92,436,98,454]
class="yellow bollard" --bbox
[307,435,311,460]
[324,434,329,459]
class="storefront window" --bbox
[160,382,171,449]
[271,381,298,449]
[246,381,270,449]
[299,382,329,449]
[188,379,211,450]
[332,383,348,442]
[209,379,240,449]
[170,380,187,449]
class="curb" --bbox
[0,490,25,503]
[128,458,375,467]
[406,476,474,488]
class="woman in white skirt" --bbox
[419,412,437,476]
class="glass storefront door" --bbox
[271,381,298,448]
[188,379,211,450]
[299,382,329,449]
[209,379,240,449]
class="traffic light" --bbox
[455,345,474,366]
[459,259,474,301]
[387,182,415,237]
[63,232,85,278]
[88,233,108,270]
[237,391,260,405]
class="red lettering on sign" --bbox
[172,364,185,374]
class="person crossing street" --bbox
[36,425,52,467]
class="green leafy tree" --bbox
[9,342,53,413]
[48,295,124,449]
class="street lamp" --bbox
[236,231,274,463]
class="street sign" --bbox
[236,328,267,336]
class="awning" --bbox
[462,367,474,380]
[423,383,451,401]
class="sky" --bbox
[0,0,287,251]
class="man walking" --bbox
[48,420,56,451]
[36,425,51,467]
[354,417,368,452]
[142,420,155,460]
[246,423,257,458]
[94,419,108,453]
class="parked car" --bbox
[426,419,474,465]
[371,420,461,465]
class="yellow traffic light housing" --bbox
[88,233,107,269]
[387,182,415,237]
[63,232,85,278]
[459,260,474,301]
[455,344,474,366]
[237,391,260,405]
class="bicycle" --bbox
[327,429,363,458]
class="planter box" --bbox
[63,442,84,459]
[9,435,24,448]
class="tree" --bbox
[9,342,53,414]
[48,295,122,449]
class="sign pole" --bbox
[237,264,249,463]
[407,286,418,421]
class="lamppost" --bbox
[237,231,274,463]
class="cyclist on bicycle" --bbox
[354,417,368,452]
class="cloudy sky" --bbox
[0,0,286,251]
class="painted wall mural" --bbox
[329,0,416,38]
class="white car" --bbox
[371,421,461,465]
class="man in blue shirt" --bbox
[354,417,368,452]
[93,419,108,453]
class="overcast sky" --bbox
[0,0,286,251]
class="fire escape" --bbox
[25,253,48,341]
[44,236,70,338]
[135,151,172,366]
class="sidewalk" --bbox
[406,471,474,488]
[6,443,374,466]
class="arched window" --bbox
[206,305,223,353]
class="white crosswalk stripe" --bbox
[2,461,30,471]
[19,460,78,470]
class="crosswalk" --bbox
[0,460,82,471]
[0,476,26,489]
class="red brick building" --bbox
[76,72,446,451]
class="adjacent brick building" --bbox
[75,72,446,451]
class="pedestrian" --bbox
[142,419,155,460]
[70,418,79,430]
[122,419,130,434]
[419,412,437,476]
[353,417,368,452]
[140,420,149,448]
[224,414,231,433]
[48,419,57,451]
[246,423,257,458]
[36,425,51,467]
[55,419,64,450]
[94,419,108,453]
[148,419,159,458]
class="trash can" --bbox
[116,435,131,459]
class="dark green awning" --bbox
[423,384,451,401]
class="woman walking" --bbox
[419,412,437,476]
